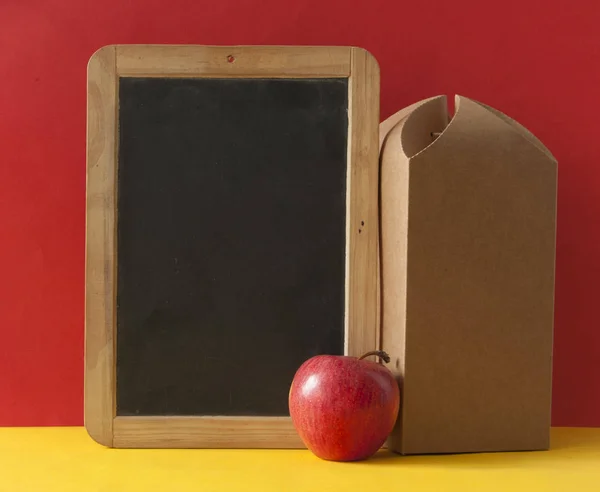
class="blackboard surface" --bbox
[116,77,348,416]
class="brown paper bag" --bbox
[380,95,557,454]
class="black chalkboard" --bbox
[116,77,349,417]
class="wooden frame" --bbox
[85,45,380,448]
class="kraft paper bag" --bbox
[380,95,557,454]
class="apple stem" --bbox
[358,350,391,364]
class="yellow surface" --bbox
[0,427,599,491]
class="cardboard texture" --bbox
[380,95,557,455]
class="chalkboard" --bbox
[116,77,348,416]
[85,45,380,448]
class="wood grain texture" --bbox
[113,416,303,448]
[85,45,381,448]
[85,45,117,447]
[116,45,351,77]
[346,48,380,357]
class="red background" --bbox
[1,0,599,427]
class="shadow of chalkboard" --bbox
[116,77,348,417]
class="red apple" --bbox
[289,350,400,461]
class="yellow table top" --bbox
[0,427,598,491]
